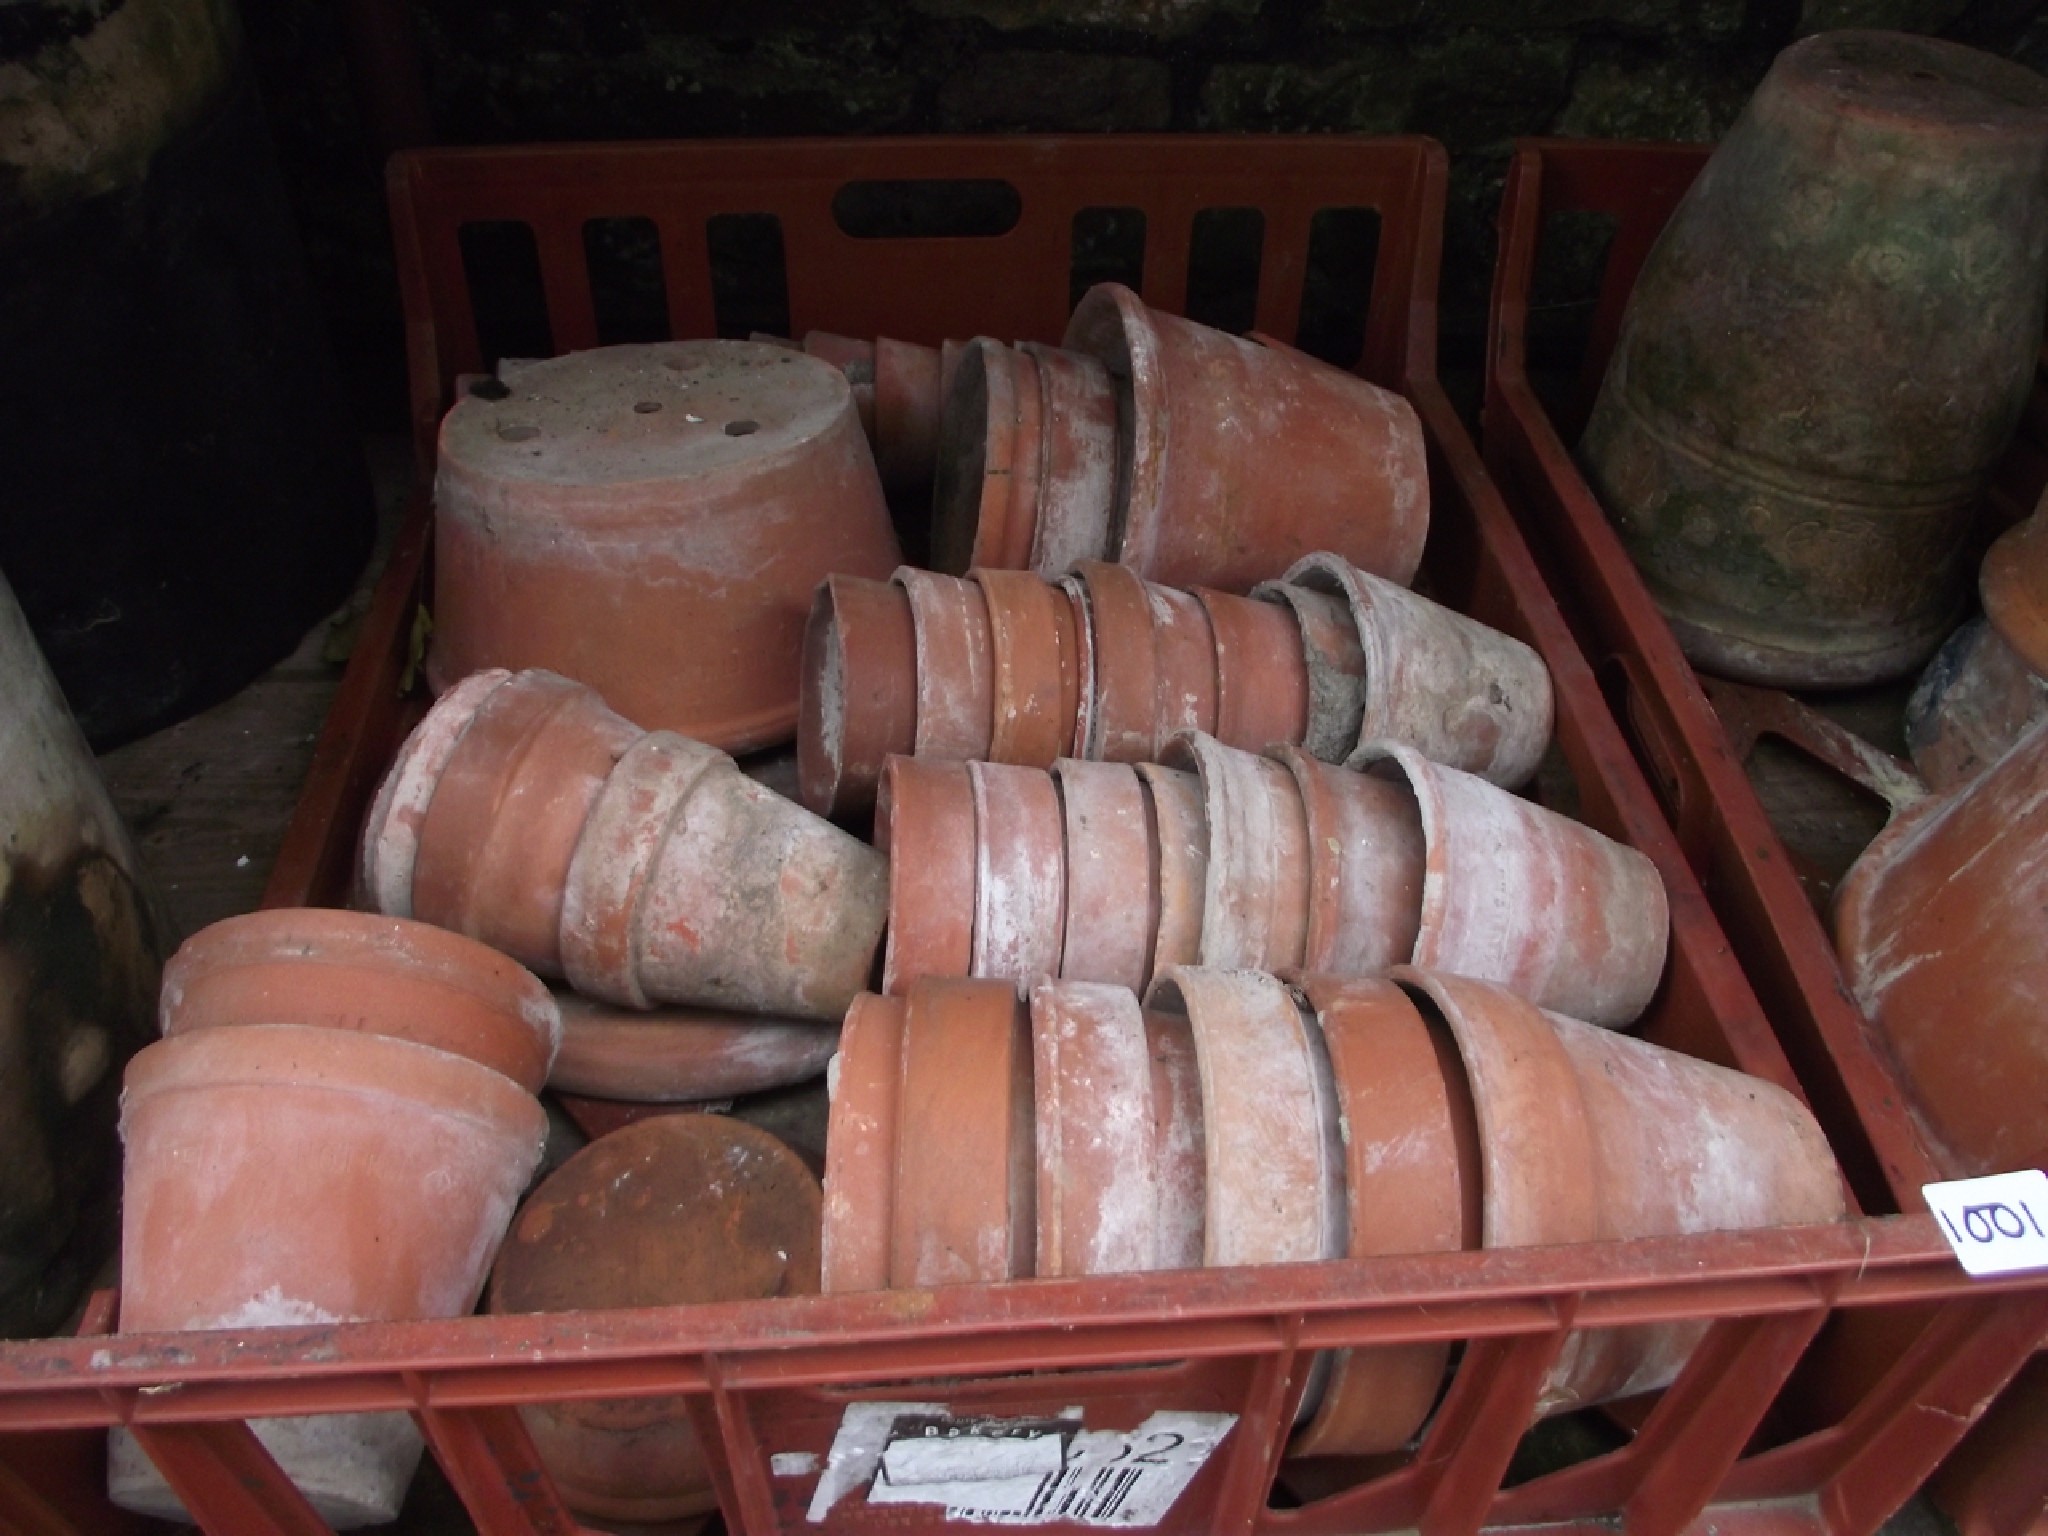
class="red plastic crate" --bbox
[0,135,2035,1536]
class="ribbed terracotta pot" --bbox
[896,566,995,760]
[797,574,917,817]
[488,1115,820,1525]
[1282,553,1554,788]
[974,567,1082,766]
[1252,581,1367,762]
[969,760,1067,986]
[1062,284,1429,593]
[890,979,1034,1287]
[1836,712,2048,1178]
[357,666,510,918]
[561,731,889,1021]
[1137,763,1210,974]
[369,668,641,975]
[1579,33,2048,687]
[431,341,901,751]
[1395,969,1844,1418]
[1052,759,1157,991]
[1291,976,1480,1458]
[1274,748,1425,977]
[878,756,977,996]
[1360,743,1669,1028]
[1201,587,1311,755]
[114,1024,546,1528]
[821,991,907,1294]
[547,988,837,1103]
[1165,733,1311,973]
[160,908,562,1095]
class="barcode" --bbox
[1024,1463,1149,1522]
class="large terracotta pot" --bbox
[487,1115,820,1525]
[431,341,901,752]
[1579,32,2048,686]
[1835,713,2048,1177]
[547,988,837,1103]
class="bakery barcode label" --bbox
[1923,1169,2048,1277]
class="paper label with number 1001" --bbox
[1923,1169,2048,1277]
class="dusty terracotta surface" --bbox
[1201,588,1310,755]
[877,756,976,995]
[821,992,907,1294]
[1030,981,1159,1277]
[547,988,837,1102]
[1064,285,1428,593]
[488,1115,820,1524]
[873,337,944,498]
[432,342,899,752]
[932,338,1035,573]
[1291,975,1479,1457]
[1274,748,1425,977]
[1060,574,1098,758]
[407,670,641,976]
[1364,742,1669,1028]
[1167,733,1310,973]
[1837,714,2048,1178]
[1020,341,1120,577]
[1149,583,1221,747]
[1079,561,1158,762]
[1285,553,1554,787]
[896,567,995,759]
[160,908,561,1095]
[1142,1007,1207,1269]
[890,979,1034,1287]
[974,567,1080,766]
[1052,759,1156,991]
[1137,764,1209,974]
[968,760,1066,986]
[1255,580,1369,762]
[796,574,917,817]
[800,331,876,372]
[358,667,509,918]
[1905,615,2048,792]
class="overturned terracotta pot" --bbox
[1063,284,1429,592]
[821,991,907,1294]
[561,730,889,1021]
[1165,733,1311,973]
[968,759,1067,987]
[878,755,977,995]
[357,666,510,918]
[488,1115,820,1525]
[1274,747,1425,977]
[548,988,837,1103]
[1052,759,1157,992]
[797,574,917,818]
[431,341,901,753]
[160,908,562,1095]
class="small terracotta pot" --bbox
[1291,976,1480,1458]
[1079,561,1158,762]
[1063,284,1429,592]
[547,989,837,1103]
[974,567,1081,765]
[1144,1005,1208,1270]
[797,574,917,817]
[1836,713,2048,1177]
[1136,763,1209,974]
[159,908,561,1095]
[873,337,944,498]
[1150,583,1221,746]
[115,1024,545,1528]
[561,731,889,1020]
[1021,342,1121,577]
[895,566,995,759]
[431,342,901,753]
[890,979,1034,1287]
[1283,553,1555,787]
[358,667,509,917]
[1396,969,1843,1418]
[968,760,1067,987]
[878,756,977,996]
[388,669,641,975]
[1201,587,1310,754]
[1052,760,1156,991]
[488,1115,820,1525]
[1360,743,1669,1028]
[1251,580,1369,763]
[1165,733,1311,973]
[1273,748,1425,977]
[933,338,1041,574]
[821,992,907,1294]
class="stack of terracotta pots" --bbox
[799,553,1553,816]
[360,667,880,1104]
[822,969,1843,1453]
[878,732,1667,1026]
[111,909,560,1528]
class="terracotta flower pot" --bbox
[357,666,509,917]
[1201,587,1310,755]
[890,979,1034,1287]
[872,336,945,498]
[1395,969,1843,1418]
[1359,743,1669,1028]
[547,988,837,1103]
[1060,572,1099,760]
[821,991,907,1294]
[487,1115,821,1526]
[114,1024,546,1528]
[974,567,1082,766]
[1273,747,1425,977]
[797,574,917,817]
[1836,713,2048,1177]
[561,731,889,1021]
[1136,763,1209,974]
[895,567,995,760]
[1578,33,2048,686]
[370,668,641,976]
[1251,580,1367,761]
[1062,284,1429,592]
[1078,561,1222,761]
[1022,342,1122,578]
[430,341,901,752]
[878,756,977,996]
[968,760,1066,986]
[1283,552,1554,788]
[160,908,561,1095]
[1144,1004,1208,1270]
[1052,760,1156,991]
[1291,976,1480,1458]
[1164,733,1311,973]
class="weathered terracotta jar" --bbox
[1165,733,1311,973]
[821,991,907,1293]
[547,988,837,1103]
[877,756,977,995]
[797,574,916,817]
[431,341,901,752]
[487,1115,820,1526]
[160,908,562,1094]
[1063,284,1429,592]
[1835,713,2048,1177]
[1580,32,2048,686]
[114,1024,546,1527]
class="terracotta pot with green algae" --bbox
[1580,31,2048,688]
